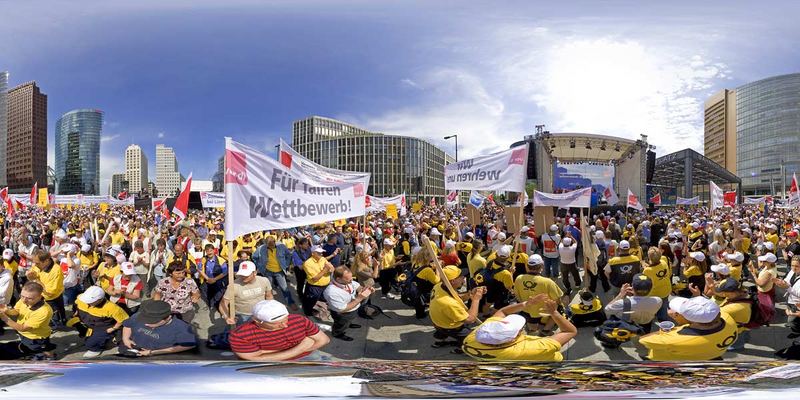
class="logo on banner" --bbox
[279,151,292,169]
[509,148,526,165]
[447,191,458,202]
[225,149,248,185]
[365,195,371,207]
[353,183,364,197]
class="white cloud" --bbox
[400,78,420,88]
[100,134,120,143]
[157,132,165,139]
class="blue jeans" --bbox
[543,257,559,278]
[63,285,82,307]
[266,270,295,305]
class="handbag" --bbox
[593,297,644,348]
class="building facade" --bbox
[110,173,128,196]
[124,144,148,194]
[704,89,737,174]
[735,73,800,195]
[6,81,47,192]
[0,71,8,187]
[212,155,224,192]
[292,116,453,202]
[156,144,182,196]
[54,109,103,194]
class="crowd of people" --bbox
[1,200,799,362]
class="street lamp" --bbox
[443,134,458,162]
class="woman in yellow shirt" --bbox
[642,248,672,321]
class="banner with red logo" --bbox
[723,191,737,207]
[789,173,800,208]
[279,139,371,185]
[366,193,407,216]
[200,192,225,208]
[225,138,368,239]
[627,189,644,211]
[649,193,662,206]
[444,143,528,193]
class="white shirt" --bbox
[324,280,362,313]
[604,296,663,325]
[558,242,578,264]
[129,250,150,275]
[0,269,13,306]
[784,270,800,305]
[515,236,535,256]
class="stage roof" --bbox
[535,132,644,163]
[652,148,740,194]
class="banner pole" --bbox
[227,237,236,324]
[421,234,479,324]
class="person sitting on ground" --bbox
[604,274,662,333]
[119,300,197,357]
[0,282,55,360]
[229,300,330,361]
[514,254,564,335]
[712,277,753,351]
[462,294,577,361]
[73,285,129,358]
[568,289,606,327]
[429,265,486,353]
[218,261,273,326]
[324,266,375,341]
[152,261,201,322]
[639,296,738,361]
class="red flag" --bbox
[172,173,192,222]
[723,191,737,207]
[365,195,371,208]
[429,197,436,206]
[627,189,644,211]
[15,199,26,211]
[0,187,7,202]
[4,194,13,216]
[117,190,128,200]
[487,193,496,206]
[790,173,800,207]
[152,198,170,220]
[29,182,38,205]
[649,193,662,206]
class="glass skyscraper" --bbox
[736,73,800,195]
[55,109,103,195]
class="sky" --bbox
[2,0,800,194]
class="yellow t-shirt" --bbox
[429,284,468,329]
[79,252,99,271]
[266,248,281,273]
[513,274,563,317]
[720,299,752,333]
[467,253,487,278]
[281,237,296,250]
[110,232,126,246]
[683,264,703,279]
[739,238,751,254]
[303,257,331,287]
[14,300,53,340]
[3,259,19,275]
[380,251,396,271]
[766,233,779,249]
[643,259,672,298]
[415,265,440,285]
[462,317,563,361]
[639,312,738,361]
[570,298,603,314]
[728,263,743,281]
[30,264,64,301]
[490,264,514,292]
[96,263,122,291]
[75,299,129,326]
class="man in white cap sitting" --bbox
[230,299,329,361]
[639,296,738,360]
[219,260,273,326]
[73,285,129,358]
[461,294,576,361]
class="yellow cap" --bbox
[442,265,462,281]
[456,242,473,253]
[512,252,529,265]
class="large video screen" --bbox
[554,162,615,206]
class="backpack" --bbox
[593,298,644,348]
[596,240,609,268]
[397,264,426,307]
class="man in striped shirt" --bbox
[229,300,329,361]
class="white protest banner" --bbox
[744,196,767,205]
[108,196,134,206]
[279,139,371,185]
[8,194,30,206]
[627,189,644,211]
[710,181,724,211]
[603,186,619,205]
[444,143,528,193]
[225,138,367,239]
[366,193,407,216]
[200,192,225,208]
[533,187,591,209]
[676,196,699,205]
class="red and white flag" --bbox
[152,197,170,219]
[627,189,644,211]
[29,182,38,205]
[0,187,7,202]
[789,173,800,208]
[723,191,737,207]
[603,186,619,205]
[3,193,13,216]
[117,190,128,200]
[649,193,662,206]
[429,197,436,207]
[172,173,192,222]
[487,193,496,206]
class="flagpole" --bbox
[224,148,237,325]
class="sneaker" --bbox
[83,350,103,358]
[387,293,401,300]
[316,323,332,332]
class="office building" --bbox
[212,155,224,192]
[704,89,737,174]
[6,81,47,192]
[0,71,7,187]
[156,144,182,196]
[148,181,156,197]
[54,109,103,194]
[110,173,127,196]
[734,73,800,195]
[124,144,148,194]
[292,116,453,202]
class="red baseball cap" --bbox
[788,231,798,238]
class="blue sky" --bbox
[2,0,799,194]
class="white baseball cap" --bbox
[528,254,544,266]
[252,300,289,323]
[619,240,630,250]
[465,232,475,238]
[595,231,605,240]
[763,241,775,251]
[689,252,706,262]
[520,226,529,233]
[120,261,136,276]
[55,229,68,240]
[758,253,777,263]
[569,218,576,226]
[710,264,731,275]
[311,246,325,254]
[550,224,558,232]
[497,232,507,241]
[562,237,573,246]
[384,239,394,246]
[725,252,744,263]
[237,260,257,276]
[669,296,720,324]
[78,286,106,304]
[430,228,442,236]
[2,249,13,260]
[81,244,92,253]
[475,314,526,345]
[496,245,512,258]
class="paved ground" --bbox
[6,264,795,362]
